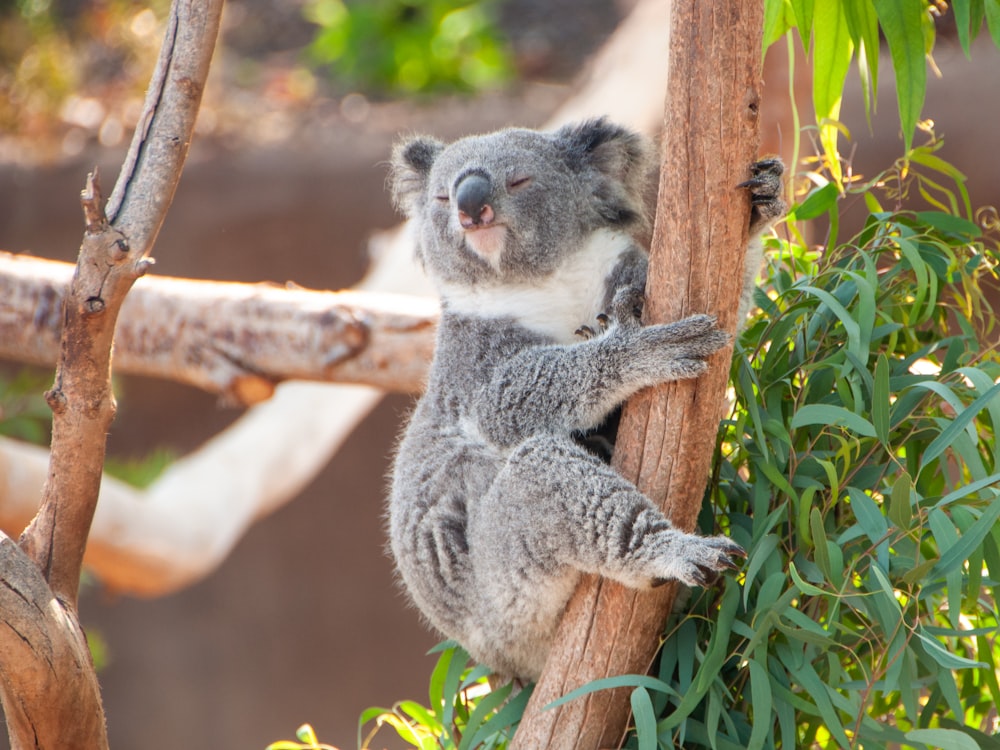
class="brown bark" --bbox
[512,2,765,748]
[0,251,436,402]
[0,0,223,746]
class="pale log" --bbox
[0,251,436,402]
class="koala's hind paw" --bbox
[608,286,646,327]
[739,158,787,235]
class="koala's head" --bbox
[390,118,653,286]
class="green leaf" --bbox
[791,0,816,39]
[929,497,1000,580]
[744,533,781,607]
[812,0,854,183]
[789,182,840,221]
[872,353,891,444]
[888,472,914,530]
[905,728,982,750]
[790,404,878,438]
[544,675,676,711]
[843,0,881,123]
[746,658,774,750]
[872,0,927,153]
[797,284,863,359]
[848,488,889,546]
[920,381,1000,470]
[789,560,827,596]
[457,683,513,750]
[915,629,989,670]
[954,0,980,57]
[764,0,792,50]
[987,0,1000,48]
[810,507,832,579]
[630,687,658,750]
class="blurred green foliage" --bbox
[302,0,513,95]
[103,447,175,489]
[0,0,166,142]
[0,369,53,444]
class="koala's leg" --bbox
[470,435,744,600]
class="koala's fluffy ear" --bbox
[555,118,654,230]
[390,136,445,218]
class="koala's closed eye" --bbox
[508,176,532,191]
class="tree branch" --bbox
[513,1,765,747]
[20,0,222,608]
[1,0,224,746]
[0,251,436,402]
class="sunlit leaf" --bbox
[872,0,927,153]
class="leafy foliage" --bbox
[103,447,176,489]
[765,0,1000,184]
[0,369,53,444]
[627,150,1000,748]
[356,643,530,750]
[0,0,167,143]
[303,0,512,95]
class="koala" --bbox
[387,117,785,683]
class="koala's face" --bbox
[390,118,652,287]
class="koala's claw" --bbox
[673,536,746,588]
[739,158,787,234]
[575,311,613,340]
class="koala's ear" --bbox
[555,118,654,229]
[390,136,445,218]
[555,118,652,188]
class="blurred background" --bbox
[0,0,998,748]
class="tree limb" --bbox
[0,251,436,402]
[1,0,224,746]
[513,1,765,747]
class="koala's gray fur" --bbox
[388,118,785,683]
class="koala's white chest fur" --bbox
[438,228,634,343]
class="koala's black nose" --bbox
[455,173,494,226]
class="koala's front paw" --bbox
[654,535,746,588]
[639,315,730,380]
[739,158,787,236]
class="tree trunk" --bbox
[512,1,766,748]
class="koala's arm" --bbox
[478,295,728,445]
